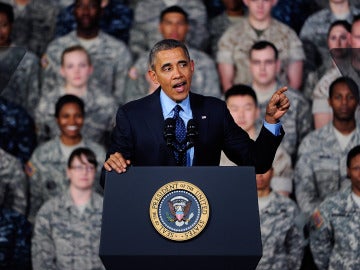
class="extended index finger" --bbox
[276,86,288,95]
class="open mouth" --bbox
[173,81,186,91]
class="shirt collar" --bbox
[160,89,191,119]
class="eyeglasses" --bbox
[70,165,95,173]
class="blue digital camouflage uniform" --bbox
[309,186,360,270]
[257,192,304,270]
[0,207,32,270]
[32,190,105,270]
[0,97,37,164]
[55,0,133,44]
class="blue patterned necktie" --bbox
[173,105,187,166]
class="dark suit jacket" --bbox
[101,89,284,187]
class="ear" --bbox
[66,168,71,181]
[60,66,65,78]
[190,59,195,73]
[275,59,281,74]
[243,0,249,7]
[255,107,261,120]
[89,65,94,75]
[272,0,278,6]
[147,69,159,85]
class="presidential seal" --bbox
[149,181,210,241]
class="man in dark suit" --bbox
[102,39,289,186]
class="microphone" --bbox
[186,119,198,148]
[164,118,175,146]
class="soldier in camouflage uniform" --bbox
[35,45,117,145]
[248,41,312,161]
[125,5,220,103]
[27,95,105,223]
[309,144,360,270]
[1,0,59,57]
[0,97,37,164]
[295,77,360,217]
[41,0,132,104]
[256,167,304,270]
[299,0,360,73]
[32,147,105,270]
[129,0,209,60]
[0,2,40,118]
[55,0,133,44]
[217,0,305,92]
[208,0,244,57]
[0,147,28,216]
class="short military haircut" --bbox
[224,84,258,106]
[347,145,360,168]
[329,76,359,102]
[352,14,360,32]
[160,5,189,23]
[0,2,14,24]
[74,0,101,7]
[61,45,92,66]
[249,40,279,60]
[328,20,351,38]
[55,94,85,118]
[67,147,98,168]
[148,39,190,70]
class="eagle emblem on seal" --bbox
[167,196,194,227]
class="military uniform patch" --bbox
[149,181,210,241]
[25,161,36,177]
[312,209,324,229]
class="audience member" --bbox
[248,41,312,162]
[294,76,360,217]
[256,166,304,270]
[208,0,244,57]
[311,20,351,129]
[0,97,37,164]
[309,144,360,270]
[35,45,117,145]
[220,84,293,197]
[27,95,105,223]
[41,0,132,104]
[129,0,209,60]
[0,147,28,216]
[125,5,221,103]
[55,0,133,44]
[0,2,40,118]
[216,0,305,92]
[299,0,360,73]
[31,147,105,269]
[1,0,60,57]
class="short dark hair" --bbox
[0,2,14,24]
[328,20,351,38]
[329,76,359,102]
[249,40,279,60]
[55,94,85,118]
[67,147,97,168]
[347,145,360,168]
[352,14,360,32]
[224,84,258,106]
[61,45,92,66]
[160,5,188,23]
[148,39,190,70]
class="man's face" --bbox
[327,24,350,50]
[351,20,360,48]
[148,47,194,102]
[243,0,275,22]
[222,0,243,11]
[226,95,259,132]
[328,82,358,121]
[74,0,101,30]
[60,50,93,88]
[159,12,188,42]
[256,168,273,191]
[249,46,279,87]
[0,12,11,47]
[348,153,360,196]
